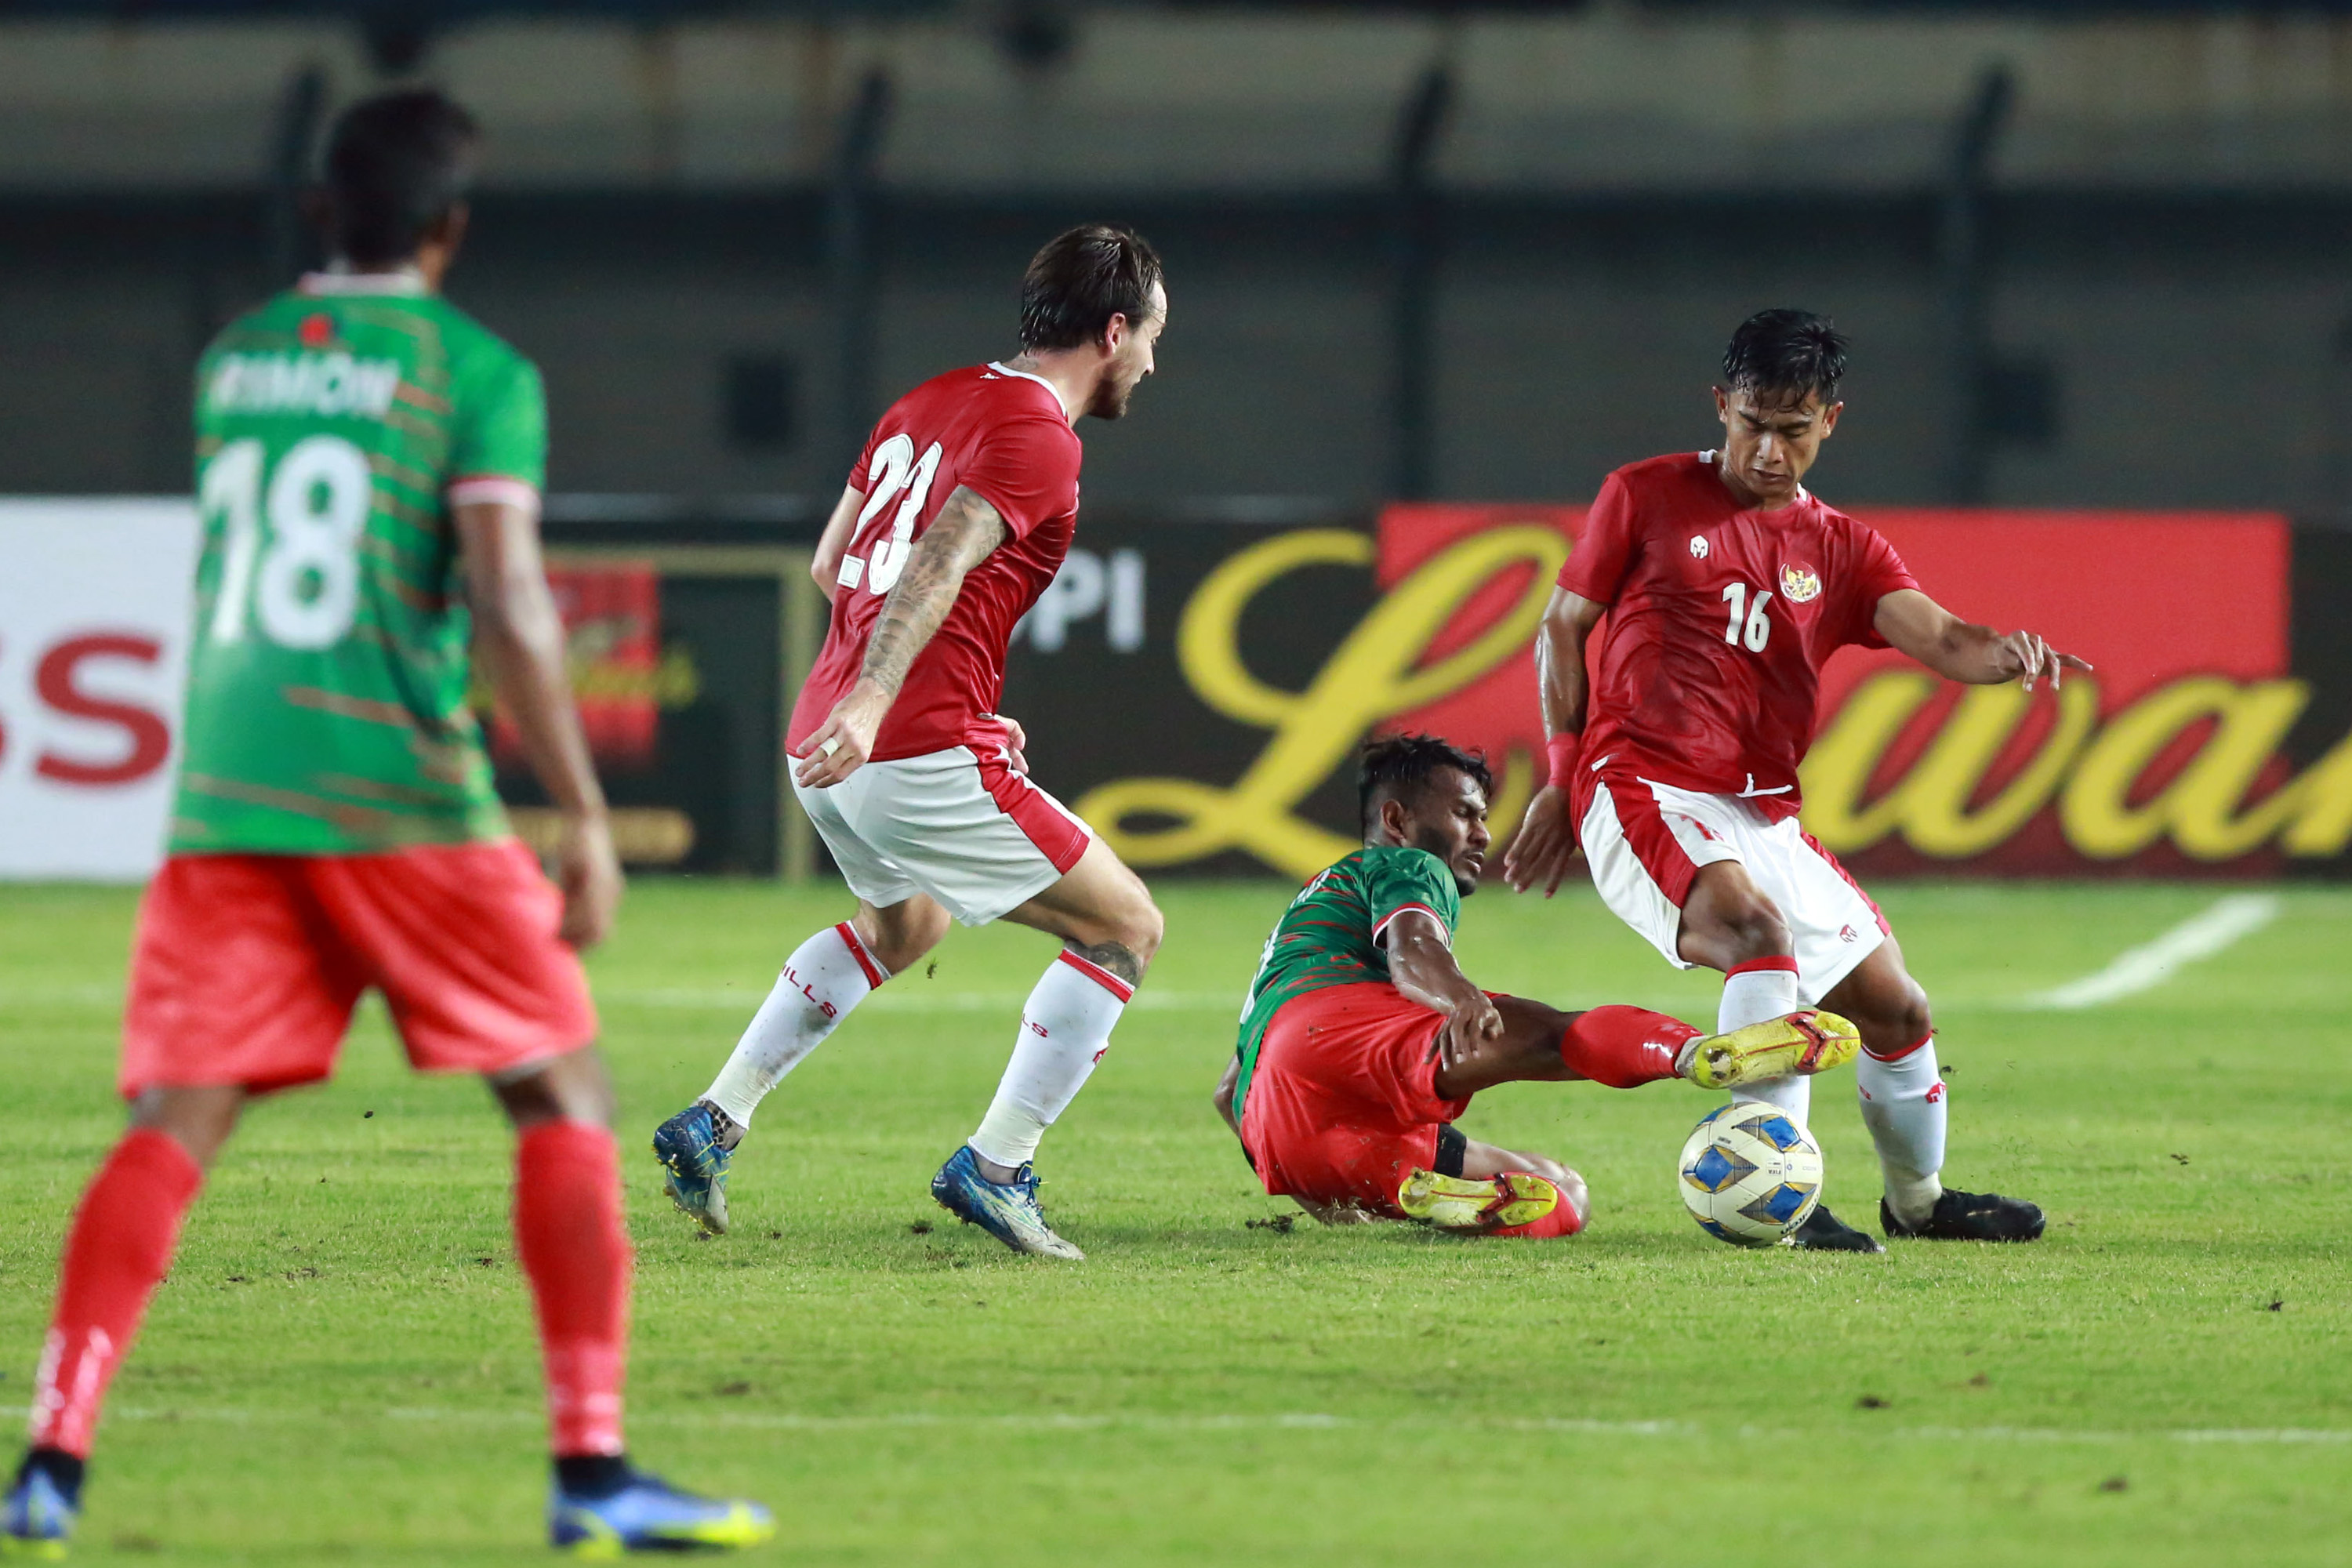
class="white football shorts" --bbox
[793,743,1093,927]
[1578,774,1888,1005]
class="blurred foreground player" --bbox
[1213,735,1860,1235]
[1504,310,2083,1251]
[652,227,1168,1259]
[1,93,770,1556]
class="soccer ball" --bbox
[1677,1103,1823,1247]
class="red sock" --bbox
[514,1121,632,1459]
[1487,1173,1586,1240]
[31,1129,205,1457]
[1559,1006,1699,1089]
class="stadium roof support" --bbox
[264,63,328,289]
[1938,63,2014,506]
[828,69,894,485]
[1387,60,1453,503]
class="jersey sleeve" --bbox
[1363,846,1462,947]
[446,349,547,503]
[848,421,884,493]
[1833,524,1922,649]
[959,413,1082,540]
[1557,470,1639,604]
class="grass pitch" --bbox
[0,875,2346,1565]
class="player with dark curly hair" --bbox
[1212,734,1860,1236]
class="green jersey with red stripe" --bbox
[171,272,546,855]
[1230,844,1461,1121]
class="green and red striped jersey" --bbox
[171,271,543,855]
[1229,844,1461,1122]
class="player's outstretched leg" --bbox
[502,1052,775,1554]
[1432,995,1859,1101]
[653,898,947,1235]
[1685,1009,1860,1090]
[932,842,1162,1260]
[1821,940,2045,1243]
[4,1089,237,1559]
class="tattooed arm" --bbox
[793,485,1008,789]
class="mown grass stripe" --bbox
[105,1406,2350,1446]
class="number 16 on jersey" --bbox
[1721,582,1773,652]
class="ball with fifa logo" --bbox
[1677,1103,1824,1247]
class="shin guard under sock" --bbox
[1858,1034,1947,1226]
[969,949,1133,1170]
[30,1128,204,1457]
[1558,1006,1699,1089]
[515,1121,632,1458]
[703,922,884,1129]
[1721,957,1809,1122]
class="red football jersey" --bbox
[791,363,1083,762]
[1558,451,1918,822]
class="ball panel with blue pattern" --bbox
[1737,1181,1817,1227]
[1682,1144,1756,1194]
[1740,1112,1807,1152]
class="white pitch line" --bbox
[0,983,1242,1015]
[105,1406,2350,1446]
[604,988,1237,1014]
[0,982,121,1007]
[2021,893,2281,1010]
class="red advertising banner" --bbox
[1375,503,2339,877]
[488,564,669,773]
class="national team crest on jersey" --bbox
[1779,561,1822,603]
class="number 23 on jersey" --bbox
[835,434,945,597]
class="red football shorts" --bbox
[120,840,598,1098]
[1240,982,1472,1218]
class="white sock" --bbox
[967,949,1134,1170]
[702,922,887,1129]
[1858,1036,1947,1226]
[1719,956,1809,1123]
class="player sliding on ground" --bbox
[1212,735,1861,1236]
[1505,309,2085,1251]
[0,93,770,1557]
[652,227,1169,1260]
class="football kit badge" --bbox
[1780,561,1822,602]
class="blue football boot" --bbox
[549,1468,774,1556]
[929,1145,1084,1259]
[2,1463,77,1560]
[651,1102,731,1236]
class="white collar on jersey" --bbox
[299,264,429,296]
[985,361,1077,423]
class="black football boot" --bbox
[1882,1188,2045,1242]
[1788,1203,1886,1254]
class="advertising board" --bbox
[0,501,198,880]
[1011,506,2352,881]
[0,504,802,880]
[7,497,2343,884]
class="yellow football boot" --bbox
[1396,1168,1560,1232]
[1686,1009,1860,1091]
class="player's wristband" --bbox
[1545,732,1581,789]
